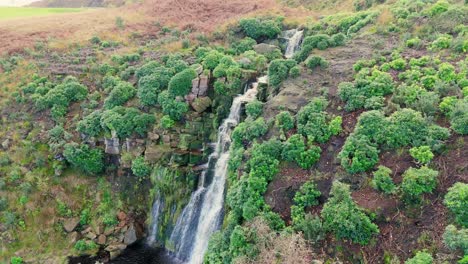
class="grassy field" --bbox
[0,7,84,20]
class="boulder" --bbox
[148,132,160,141]
[86,232,97,240]
[63,217,80,233]
[105,137,120,155]
[124,224,138,245]
[97,234,107,245]
[253,43,278,55]
[67,231,80,244]
[1,138,10,150]
[117,211,127,222]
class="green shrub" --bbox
[79,208,91,226]
[74,239,98,251]
[306,56,329,70]
[168,68,197,97]
[450,100,468,135]
[431,35,452,50]
[63,143,104,175]
[409,146,434,164]
[77,110,102,138]
[239,17,282,41]
[298,146,322,169]
[231,37,257,54]
[338,134,379,174]
[137,67,172,106]
[10,257,23,264]
[444,182,468,227]
[289,66,301,78]
[294,34,334,62]
[104,81,136,109]
[157,91,189,121]
[131,156,151,178]
[322,181,379,245]
[291,181,321,223]
[136,61,161,79]
[294,214,325,242]
[245,100,263,119]
[275,111,295,132]
[390,58,407,71]
[406,38,422,49]
[268,59,297,88]
[428,1,449,17]
[438,63,457,82]
[402,166,438,202]
[297,97,340,143]
[439,96,458,115]
[405,251,433,264]
[100,107,155,137]
[372,166,396,194]
[443,225,468,254]
[232,118,268,146]
[161,115,175,129]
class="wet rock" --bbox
[105,242,127,259]
[253,43,278,55]
[190,97,212,113]
[105,136,120,155]
[148,132,160,141]
[123,224,139,245]
[81,226,92,234]
[97,234,107,245]
[63,217,80,233]
[104,227,114,236]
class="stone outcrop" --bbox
[63,217,80,233]
[253,43,279,55]
[105,136,120,155]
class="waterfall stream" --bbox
[145,29,302,264]
[283,29,304,59]
[168,81,261,264]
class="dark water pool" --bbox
[69,242,183,264]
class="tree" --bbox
[444,182,468,227]
[405,251,433,264]
[168,68,197,97]
[402,166,438,202]
[321,181,379,245]
[372,166,396,194]
[338,134,379,174]
[131,156,151,178]
[409,146,434,164]
[63,143,104,175]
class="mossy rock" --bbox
[145,144,172,163]
[189,153,203,165]
[171,152,189,166]
[191,97,212,113]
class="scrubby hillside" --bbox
[0,0,467,263]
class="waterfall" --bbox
[283,29,304,59]
[168,81,261,264]
[147,192,164,245]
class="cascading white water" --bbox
[283,29,304,59]
[168,81,261,264]
[147,193,163,245]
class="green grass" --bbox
[0,7,85,20]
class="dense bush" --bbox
[338,134,379,174]
[405,251,433,264]
[245,100,263,119]
[353,110,389,144]
[268,59,297,88]
[291,181,321,223]
[297,97,341,143]
[77,110,103,138]
[131,156,151,178]
[232,118,268,146]
[104,81,136,109]
[372,166,396,194]
[74,239,98,251]
[157,91,189,121]
[137,67,172,106]
[100,107,155,137]
[338,70,394,111]
[239,17,282,41]
[275,111,295,132]
[443,225,468,254]
[63,143,104,175]
[450,100,468,135]
[409,146,434,164]
[231,37,257,54]
[402,166,438,202]
[168,68,197,97]
[444,182,468,227]
[428,0,449,17]
[306,56,329,70]
[136,61,161,79]
[322,181,379,245]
